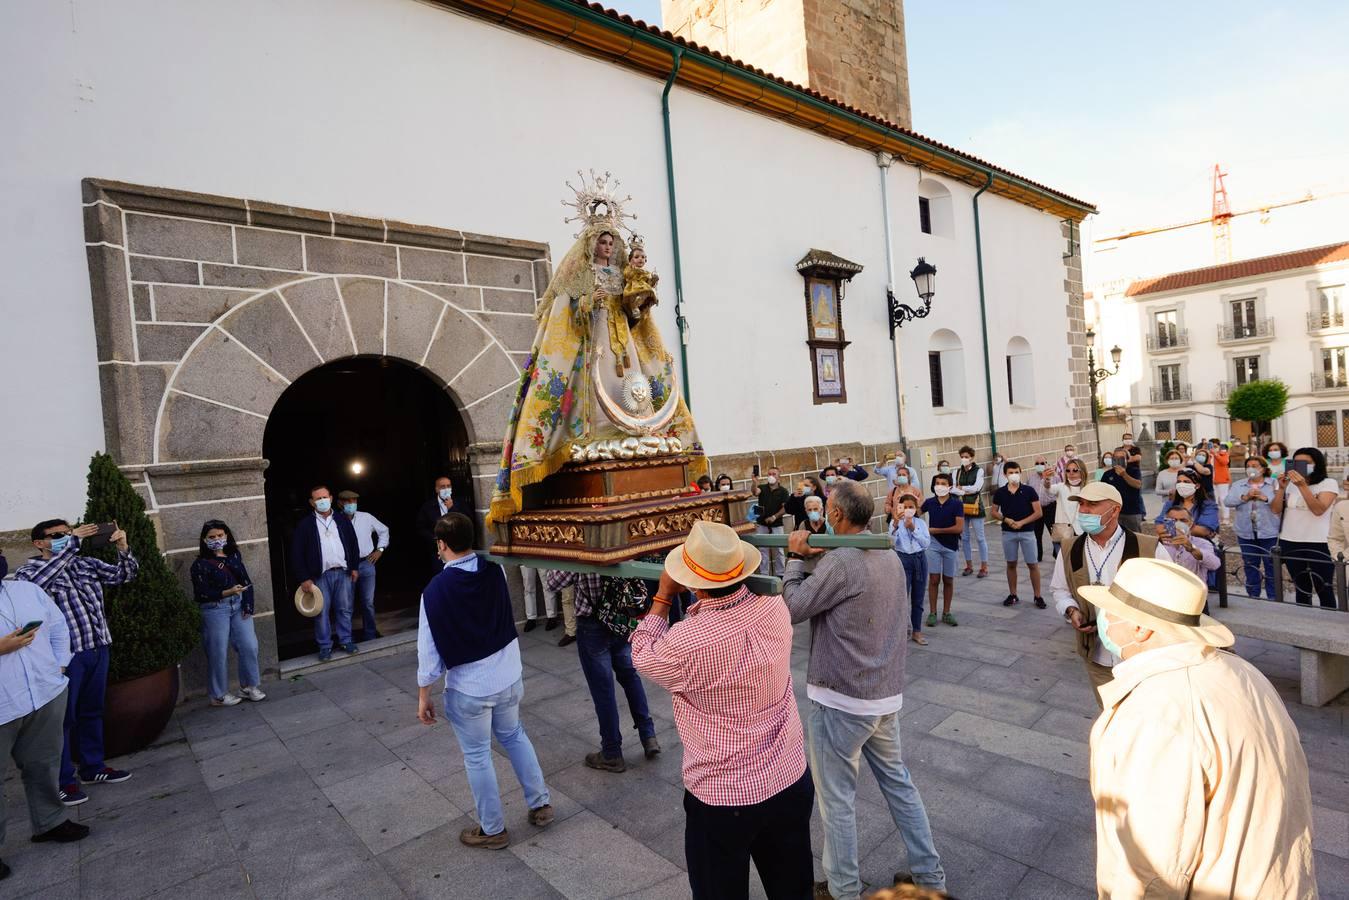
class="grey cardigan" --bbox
[782,547,907,702]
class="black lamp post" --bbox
[888,257,937,338]
[1085,326,1123,456]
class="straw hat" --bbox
[664,520,760,591]
[1067,481,1122,505]
[1080,558,1233,647]
[294,583,325,618]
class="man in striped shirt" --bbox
[632,521,812,900]
[16,520,138,806]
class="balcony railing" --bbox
[1150,384,1192,404]
[1217,318,1274,343]
[1145,329,1188,351]
[1216,380,1234,400]
[1309,311,1346,332]
[1312,374,1349,393]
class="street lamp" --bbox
[1085,326,1123,456]
[887,257,937,338]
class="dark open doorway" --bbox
[263,357,473,661]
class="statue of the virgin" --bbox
[486,173,706,525]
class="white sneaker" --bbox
[211,693,242,707]
[239,686,267,702]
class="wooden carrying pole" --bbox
[486,531,891,596]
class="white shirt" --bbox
[314,512,348,571]
[346,510,390,557]
[1050,481,1085,532]
[1280,477,1339,543]
[953,463,983,496]
[415,554,522,697]
[1050,530,1171,666]
[807,684,904,717]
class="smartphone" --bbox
[1289,459,1311,478]
[19,620,42,636]
[1161,520,1177,539]
[84,522,117,550]
[752,464,760,477]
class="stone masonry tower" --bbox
[661,0,911,129]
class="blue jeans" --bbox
[898,551,927,633]
[61,645,110,784]
[444,678,550,836]
[200,597,262,700]
[1238,536,1277,599]
[575,617,655,758]
[962,516,987,565]
[315,567,354,652]
[354,559,378,639]
[805,700,945,899]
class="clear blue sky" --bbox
[605,0,1349,233]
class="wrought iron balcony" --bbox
[1308,311,1346,332]
[1215,380,1234,400]
[1217,318,1274,343]
[1312,374,1349,393]
[1150,385,1192,404]
[1145,329,1188,352]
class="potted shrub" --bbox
[82,453,200,757]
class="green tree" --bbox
[1226,379,1289,426]
[83,452,199,682]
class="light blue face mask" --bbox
[314,498,332,514]
[48,534,72,554]
[1096,607,1125,657]
[1077,512,1104,535]
[807,510,822,523]
[342,503,357,515]
[438,487,453,501]
[895,475,909,485]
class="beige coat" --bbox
[1091,642,1317,899]
[1327,497,1349,560]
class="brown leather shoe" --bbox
[528,804,555,827]
[813,881,834,900]
[584,751,626,773]
[459,826,509,850]
[558,634,576,647]
[642,736,661,759]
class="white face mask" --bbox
[1167,458,1182,469]
[1246,468,1263,480]
[934,485,951,497]
[719,484,731,492]
[1268,449,1283,460]
[767,475,778,485]
[960,457,973,467]
[902,507,916,519]
[1175,482,1197,498]
[1007,472,1022,484]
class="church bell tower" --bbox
[661,0,912,129]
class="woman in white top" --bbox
[1272,446,1339,607]
[1047,458,1090,549]
[1155,448,1184,497]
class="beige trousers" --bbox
[1084,657,1114,710]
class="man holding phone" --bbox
[15,519,138,807]
[0,552,92,879]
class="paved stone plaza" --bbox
[3,542,1347,899]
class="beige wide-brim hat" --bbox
[664,520,760,591]
[1067,481,1123,505]
[1080,558,1234,648]
[294,583,325,618]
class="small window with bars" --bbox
[1175,419,1193,442]
[928,351,944,407]
[1154,420,1171,439]
[918,197,932,235]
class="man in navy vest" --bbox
[416,512,553,849]
[290,485,362,661]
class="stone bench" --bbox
[1211,594,1349,706]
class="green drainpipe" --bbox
[972,172,997,454]
[661,48,693,408]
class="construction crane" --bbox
[1211,163,1233,262]
[1093,179,1348,252]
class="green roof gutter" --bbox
[531,0,1095,220]
[972,172,997,453]
[661,48,693,408]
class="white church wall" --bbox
[0,0,1078,528]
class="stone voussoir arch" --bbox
[155,274,526,464]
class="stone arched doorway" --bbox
[81,179,548,686]
[262,356,472,660]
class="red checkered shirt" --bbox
[630,586,806,806]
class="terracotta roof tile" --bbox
[1125,241,1349,297]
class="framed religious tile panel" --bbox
[796,249,862,405]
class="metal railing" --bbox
[1145,329,1189,351]
[1311,373,1349,392]
[1213,541,1345,611]
[1217,318,1274,342]
[1150,384,1192,403]
[1308,311,1346,331]
[1215,380,1233,400]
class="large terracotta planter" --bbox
[102,665,180,760]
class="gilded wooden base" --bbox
[495,458,753,563]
